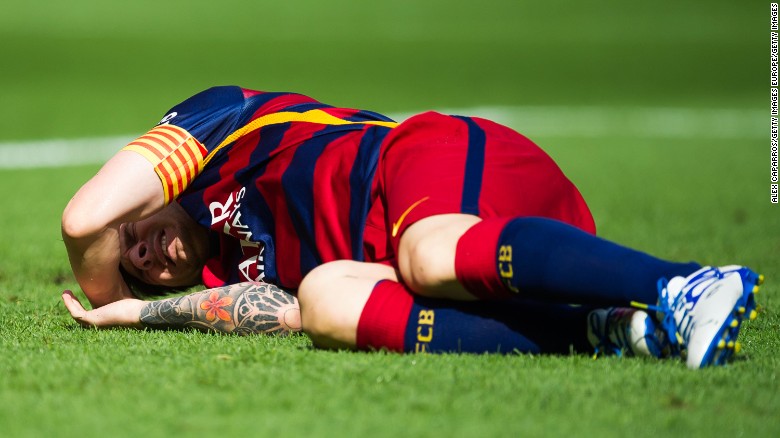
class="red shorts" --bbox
[362,111,596,263]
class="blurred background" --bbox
[0,0,770,276]
[0,3,776,437]
[0,0,763,140]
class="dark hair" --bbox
[118,265,192,298]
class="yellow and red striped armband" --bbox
[122,125,207,204]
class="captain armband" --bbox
[122,125,207,204]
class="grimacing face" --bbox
[119,203,210,288]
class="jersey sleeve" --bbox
[121,86,248,204]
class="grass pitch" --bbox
[0,1,777,437]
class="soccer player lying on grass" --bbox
[61,86,764,369]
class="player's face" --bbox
[119,203,210,288]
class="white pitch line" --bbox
[397,105,764,139]
[0,135,136,169]
[0,106,763,169]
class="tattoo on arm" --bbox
[139,282,300,336]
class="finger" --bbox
[61,290,91,327]
[62,290,85,313]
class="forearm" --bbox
[62,227,133,307]
[139,282,301,335]
[62,150,165,307]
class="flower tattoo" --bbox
[139,282,300,335]
[200,291,234,322]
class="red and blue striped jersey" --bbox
[124,86,398,289]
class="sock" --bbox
[454,217,701,305]
[356,280,592,354]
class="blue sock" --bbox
[357,280,591,354]
[500,217,701,305]
[404,295,592,354]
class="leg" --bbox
[398,217,765,368]
[380,113,693,305]
[298,260,594,354]
[378,113,760,366]
[298,260,397,350]
[398,214,701,306]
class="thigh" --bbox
[297,260,398,349]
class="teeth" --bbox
[161,233,169,261]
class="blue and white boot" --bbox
[587,307,668,358]
[652,266,763,369]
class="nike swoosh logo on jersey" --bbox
[391,196,431,237]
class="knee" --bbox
[299,260,383,350]
[397,214,481,297]
[398,222,470,297]
[398,233,453,293]
[298,262,348,346]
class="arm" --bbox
[62,151,165,307]
[62,282,301,336]
[64,88,256,307]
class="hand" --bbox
[62,290,146,329]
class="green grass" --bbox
[1,1,778,437]
[2,131,777,438]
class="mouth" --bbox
[155,229,176,267]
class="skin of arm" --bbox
[62,151,165,307]
[62,282,301,336]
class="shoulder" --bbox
[163,87,322,140]
[161,86,246,128]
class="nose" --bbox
[129,240,154,271]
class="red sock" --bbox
[355,277,587,354]
[356,280,414,352]
[454,218,513,300]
